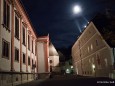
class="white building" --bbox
[0,0,50,85]
[37,36,49,73]
[49,42,59,72]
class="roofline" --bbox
[18,0,38,37]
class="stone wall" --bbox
[0,72,36,86]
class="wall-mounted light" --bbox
[92,64,95,69]
[71,66,73,68]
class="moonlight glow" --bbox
[73,5,81,14]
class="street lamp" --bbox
[73,5,82,14]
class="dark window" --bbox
[96,40,98,46]
[23,53,26,64]
[50,60,52,63]
[2,39,9,59]
[15,15,19,39]
[28,35,30,50]
[3,0,10,29]
[32,59,33,65]
[35,61,36,66]
[32,40,33,53]
[82,71,84,74]
[28,56,30,65]
[15,48,19,61]
[22,27,25,45]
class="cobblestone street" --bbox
[17,75,115,86]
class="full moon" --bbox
[73,5,81,14]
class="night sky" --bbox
[21,0,115,57]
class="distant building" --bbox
[37,36,49,73]
[72,11,115,78]
[49,42,59,72]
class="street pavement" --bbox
[17,75,115,86]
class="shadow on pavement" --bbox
[17,74,115,86]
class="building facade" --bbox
[0,0,59,85]
[72,13,115,78]
[37,36,49,73]
[0,0,38,85]
[49,42,59,72]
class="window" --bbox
[32,40,33,53]
[96,40,98,46]
[22,27,25,45]
[2,39,9,59]
[35,44,37,55]
[3,0,10,30]
[28,56,30,65]
[28,35,30,50]
[88,46,89,53]
[15,48,19,61]
[15,15,19,39]
[91,44,93,50]
[35,61,36,66]
[50,60,52,63]
[32,59,33,65]
[23,53,26,64]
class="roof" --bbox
[19,0,38,37]
[92,10,115,48]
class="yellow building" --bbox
[72,12,115,78]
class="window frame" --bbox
[15,13,20,40]
[96,40,98,46]
[22,53,26,64]
[15,47,19,62]
[22,26,26,46]
[28,56,30,65]
[32,40,33,53]
[2,0,10,31]
[2,39,10,59]
[28,35,30,50]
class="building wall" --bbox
[37,36,49,73]
[72,22,113,77]
[0,0,38,85]
[37,42,46,73]
[49,56,59,67]
[0,0,12,71]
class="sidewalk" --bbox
[16,79,45,86]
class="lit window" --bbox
[104,58,108,67]
[88,46,89,52]
[91,44,93,50]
